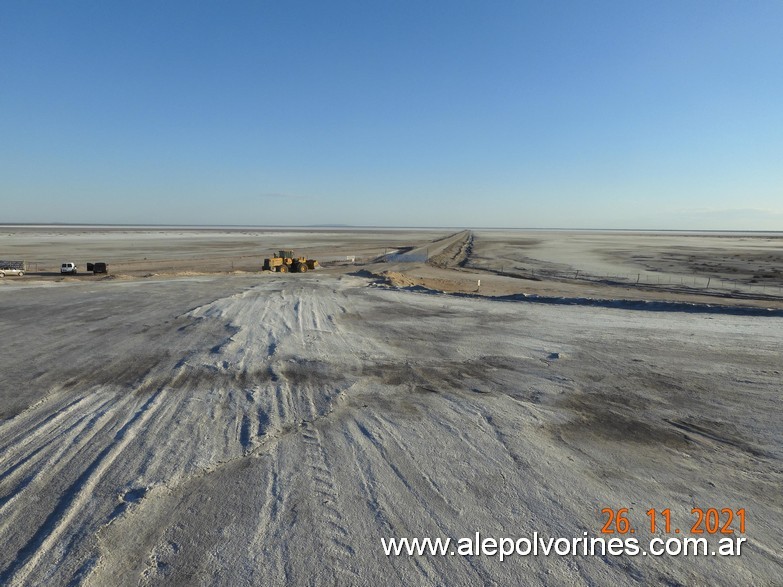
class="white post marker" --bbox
[477,279,481,291]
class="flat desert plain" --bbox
[1,227,782,586]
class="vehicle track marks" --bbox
[0,389,165,586]
[0,394,90,455]
[301,422,360,583]
[345,420,440,584]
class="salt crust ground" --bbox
[0,228,781,585]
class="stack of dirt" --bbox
[381,271,418,288]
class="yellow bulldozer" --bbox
[263,250,320,273]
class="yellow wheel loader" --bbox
[263,250,320,273]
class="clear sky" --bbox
[2,1,782,229]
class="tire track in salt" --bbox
[0,404,117,519]
[368,410,501,585]
[245,449,288,585]
[0,389,166,586]
[0,392,129,538]
[0,394,115,490]
[0,394,91,455]
[344,420,441,585]
[301,422,361,585]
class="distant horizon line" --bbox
[0,222,782,234]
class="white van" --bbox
[61,262,77,274]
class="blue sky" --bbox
[2,1,782,228]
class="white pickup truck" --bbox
[60,262,78,274]
[0,268,24,277]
